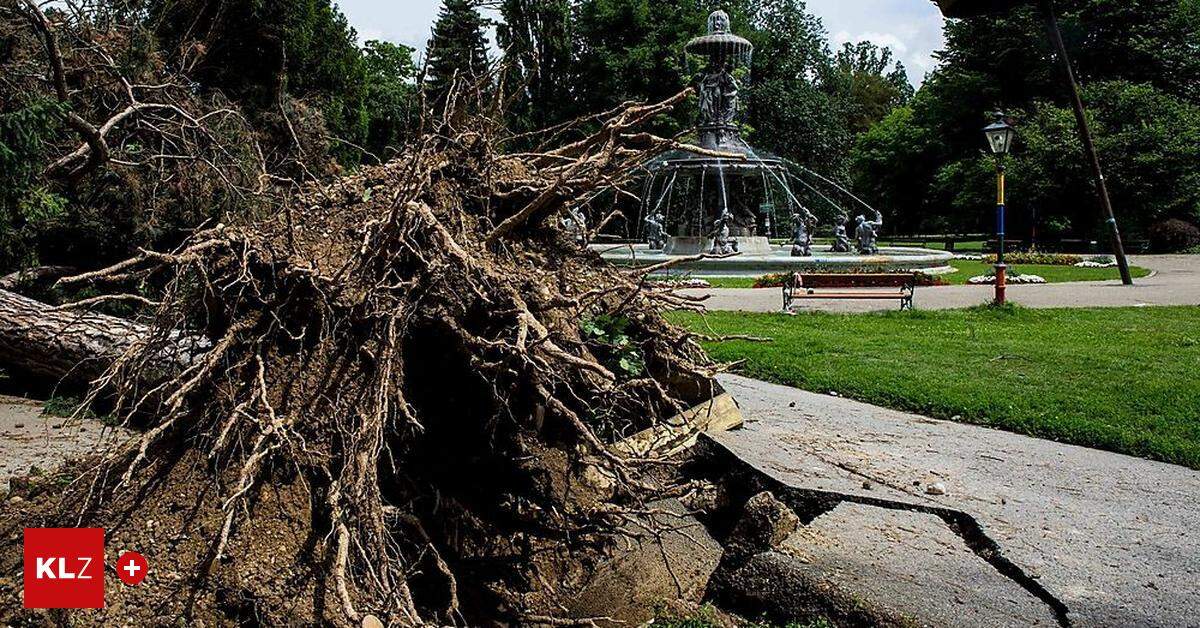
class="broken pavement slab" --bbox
[563,498,723,627]
[777,503,1060,625]
[614,391,743,458]
[711,374,1200,627]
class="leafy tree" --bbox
[143,0,372,162]
[850,0,1200,238]
[1010,81,1200,237]
[572,0,708,137]
[830,41,914,135]
[0,99,66,271]
[851,105,940,233]
[362,41,419,157]
[498,0,575,131]
[742,0,847,178]
[425,0,492,107]
[0,5,270,276]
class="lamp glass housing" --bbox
[983,115,1016,156]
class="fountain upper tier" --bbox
[685,10,754,64]
[684,11,756,153]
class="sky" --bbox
[337,0,947,86]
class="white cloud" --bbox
[811,0,946,85]
[833,30,911,55]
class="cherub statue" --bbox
[854,209,884,255]
[644,210,667,250]
[831,215,852,253]
[710,208,738,255]
[790,207,816,257]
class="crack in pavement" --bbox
[701,434,1073,627]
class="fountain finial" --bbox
[707,10,731,35]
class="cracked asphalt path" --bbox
[712,374,1200,627]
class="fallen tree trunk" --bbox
[0,265,76,291]
[0,287,145,386]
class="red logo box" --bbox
[23,528,105,609]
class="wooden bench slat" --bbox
[783,272,919,311]
[791,293,908,299]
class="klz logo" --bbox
[24,528,105,608]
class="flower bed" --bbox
[968,274,1047,285]
[981,252,1083,266]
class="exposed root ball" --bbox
[0,93,730,625]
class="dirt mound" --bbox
[0,93,732,625]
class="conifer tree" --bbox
[425,0,492,105]
[499,0,574,130]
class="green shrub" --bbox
[982,252,1083,266]
[1148,219,1200,253]
[580,314,645,377]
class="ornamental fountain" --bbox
[597,10,953,275]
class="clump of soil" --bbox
[0,93,730,625]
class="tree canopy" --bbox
[5,0,1195,280]
[851,0,1200,241]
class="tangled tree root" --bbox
[0,92,741,626]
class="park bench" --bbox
[782,272,917,311]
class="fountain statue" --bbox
[631,10,777,256]
[760,207,773,238]
[711,207,739,255]
[790,208,815,257]
[644,210,666,250]
[855,210,884,254]
[563,207,588,245]
[831,222,852,253]
[830,214,852,253]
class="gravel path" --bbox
[713,374,1200,627]
[0,396,128,492]
[684,255,1200,313]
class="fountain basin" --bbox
[593,244,955,275]
[663,236,773,256]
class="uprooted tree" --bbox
[0,58,758,623]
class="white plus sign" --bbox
[123,560,141,577]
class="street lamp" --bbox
[983,112,1016,305]
[933,0,1134,286]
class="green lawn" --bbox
[939,259,1152,285]
[880,239,986,252]
[697,260,1151,288]
[669,306,1200,469]
[700,276,776,288]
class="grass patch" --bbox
[702,276,768,289]
[886,239,986,252]
[697,260,1152,289]
[42,395,116,425]
[669,306,1200,469]
[940,260,1152,285]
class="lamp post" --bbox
[983,112,1016,305]
[932,0,1135,286]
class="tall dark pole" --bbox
[994,161,1008,305]
[1037,0,1134,285]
